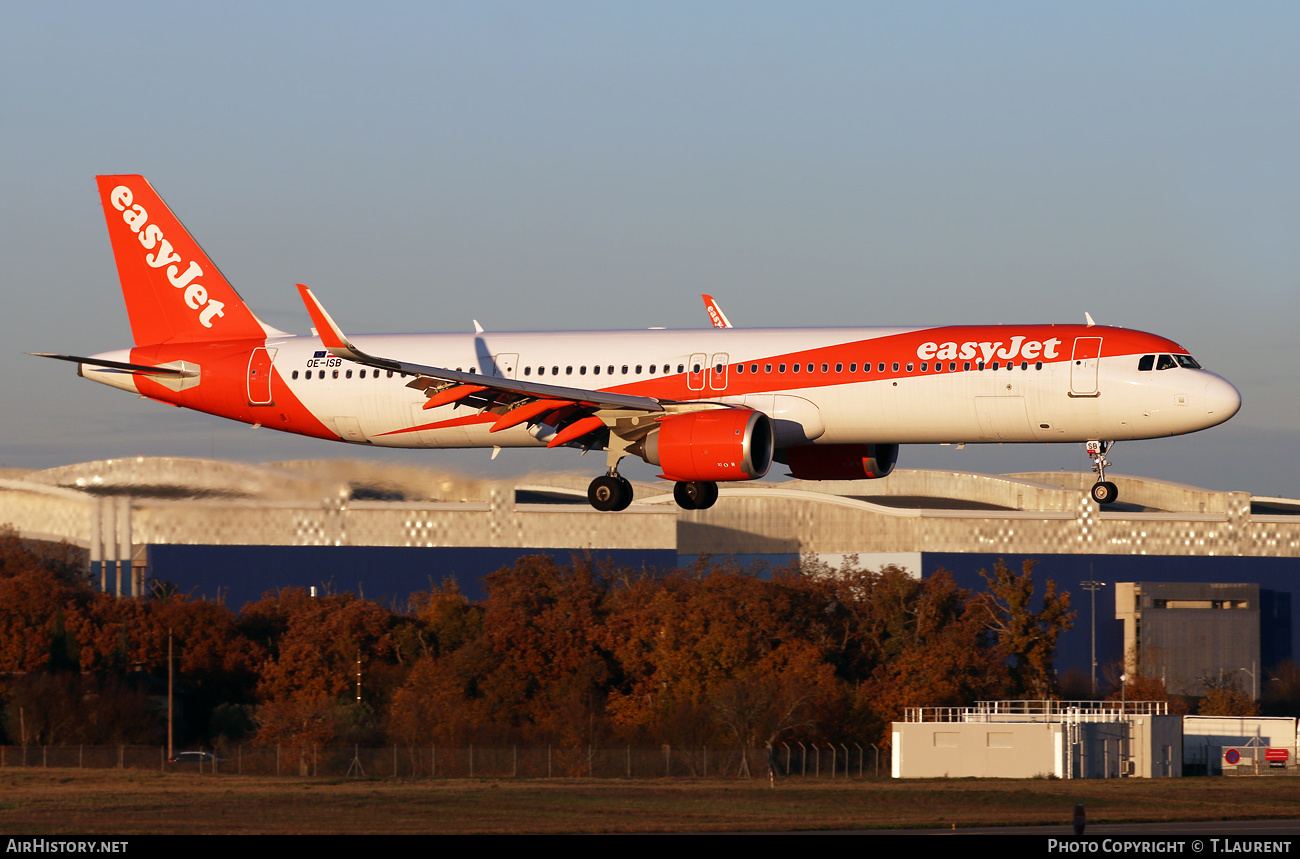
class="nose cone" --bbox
[1203,374,1242,426]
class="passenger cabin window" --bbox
[891,363,899,372]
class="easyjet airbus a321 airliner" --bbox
[36,176,1241,512]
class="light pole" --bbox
[1081,576,1105,695]
[1239,664,1257,700]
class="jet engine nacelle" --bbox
[639,409,774,482]
[779,443,899,480]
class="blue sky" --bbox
[3,2,1297,494]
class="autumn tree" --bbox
[243,588,398,750]
[1261,661,1300,717]
[387,582,488,749]
[1106,672,1190,714]
[1198,671,1258,716]
[978,559,1074,699]
[475,555,615,745]
[605,561,840,748]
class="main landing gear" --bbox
[588,471,634,512]
[1086,440,1118,505]
[586,472,720,511]
[673,480,718,511]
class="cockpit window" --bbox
[1156,354,1177,370]
[1174,354,1201,369]
[1138,355,1154,372]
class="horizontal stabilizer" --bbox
[29,353,196,377]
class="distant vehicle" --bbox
[37,175,1241,512]
[169,751,225,765]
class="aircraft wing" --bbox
[296,285,668,424]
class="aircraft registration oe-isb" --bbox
[36,175,1242,512]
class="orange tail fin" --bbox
[97,175,272,345]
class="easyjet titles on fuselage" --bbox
[916,336,1063,364]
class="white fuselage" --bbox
[86,323,1240,452]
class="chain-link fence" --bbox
[0,743,889,778]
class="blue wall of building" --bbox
[148,544,677,610]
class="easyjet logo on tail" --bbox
[916,336,1063,364]
[109,185,226,328]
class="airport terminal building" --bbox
[1,456,1297,692]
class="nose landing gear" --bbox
[1087,440,1118,505]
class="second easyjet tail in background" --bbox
[96,175,275,345]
